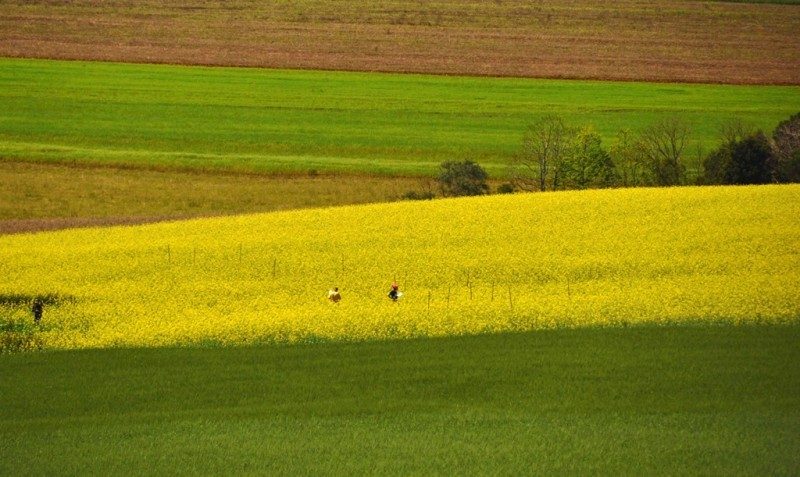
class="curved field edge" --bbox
[2,326,799,474]
[0,161,434,235]
[2,58,799,178]
[1,185,798,350]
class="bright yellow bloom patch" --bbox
[2,185,799,349]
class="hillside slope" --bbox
[2,185,798,349]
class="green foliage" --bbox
[565,127,616,189]
[727,132,774,184]
[437,160,489,196]
[517,121,615,191]
[702,131,775,185]
[781,149,800,183]
[701,144,732,185]
[515,115,577,191]
[1,326,799,474]
[609,129,646,187]
[638,117,689,186]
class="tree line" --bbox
[425,112,800,198]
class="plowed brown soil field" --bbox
[1,0,798,84]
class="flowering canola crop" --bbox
[2,185,799,349]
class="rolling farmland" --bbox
[2,185,797,350]
[1,0,799,84]
[2,0,800,472]
[2,326,799,474]
[2,58,799,178]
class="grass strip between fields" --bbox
[0,161,433,234]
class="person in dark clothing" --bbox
[387,281,400,301]
[31,298,43,324]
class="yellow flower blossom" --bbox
[1,185,798,349]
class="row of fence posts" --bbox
[158,245,539,311]
[162,244,281,278]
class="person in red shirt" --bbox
[388,281,400,301]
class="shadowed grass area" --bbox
[1,325,799,474]
[2,58,799,177]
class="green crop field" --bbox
[2,326,799,474]
[2,58,798,177]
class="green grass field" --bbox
[2,325,798,474]
[2,58,798,177]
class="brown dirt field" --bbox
[0,0,798,84]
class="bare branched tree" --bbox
[719,117,753,146]
[513,115,577,191]
[638,116,690,186]
[772,112,800,182]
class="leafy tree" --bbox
[726,132,773,184]
[610,128,646,187]
[700,119,757,185]
[700,144,731,185]
[437,160,489,197]
[565,127,616,189]
[772,112,800,182]
[514,115,577,191]
[703,131,774,185]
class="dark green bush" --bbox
[437,160,489,197]
[496,183,515,194]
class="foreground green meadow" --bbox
[1,58,798,176]
[2,326,799,474]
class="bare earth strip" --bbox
[1,0,798,84]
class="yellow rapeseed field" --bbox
[2,185,799,349]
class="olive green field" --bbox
[2,325,799,475]
[0,161,432,234]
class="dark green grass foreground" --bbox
[2,326,799,475]
[2,58,799,177]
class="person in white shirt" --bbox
[328,287,342,303]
